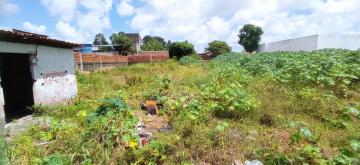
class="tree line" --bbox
[92,24,263,58]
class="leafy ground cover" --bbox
[1,49,359,164]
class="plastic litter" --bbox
[245,160,263,165]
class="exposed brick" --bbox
[74,51,169,65]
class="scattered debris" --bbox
[244,160,263,165]
[260,114,274,126]
[135,119,152,147]
[158,123,172,133]
[140,99,161,116]
[232,160,243,165]
[232,160,263,165]
[35,140,55,146]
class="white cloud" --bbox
[22,22,47,34]
[117,0,135,16]
[41,0,113,43]
[0,0,19,15]
[40,0,77,22]
[56,21,87,43]
[127,0,360,52]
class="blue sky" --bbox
[1,0,360,51]
[0,0,135,41]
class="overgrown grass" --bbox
[6,49,360,164]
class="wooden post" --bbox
[79,53,84,71]
[99,53,103,69]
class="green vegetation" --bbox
[238,24,263,53]
[93,33,111,52]
[4,49,360,164]
[142,35,167,51]
[169,41,195,59]
[93,33,109,45]
[141,38,167,51]
[205,40,232,56]
[110,32,134,55]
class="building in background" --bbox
[199,51,216,60]
[0,29,78,129]
[126,33,141,53]
[258,34,360,52]
[77,44,94,53]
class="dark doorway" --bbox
[0,54,34,122]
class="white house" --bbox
[0,29,78,130]
[258,34,360,52]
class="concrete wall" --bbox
[317,34,360,50]
[259,35,318,52]
[32,46,77,105]
[0,42,77,130]
[258,34,360,52]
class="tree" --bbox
[238,24,263,53]
[143,35,166,46]
[141,38,166,51]
[110,32,133,55]
[142,35,167,51]
[93,33,112,52]
[93,33,109,45]
[205,40,232,56]
[169,41,195,59]
[166,40,172,50]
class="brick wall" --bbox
[128,51,169,64]
[74,51,169,71]
[74,53,128,63]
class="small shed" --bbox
[199,52,216,60]
[0,29,79,129]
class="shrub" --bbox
[205,40,232,56]
[169,41,195,59]
[202,82,258,118]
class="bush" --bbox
[169,41,195,59]
[202,82,258,119]
[205,40,232,56]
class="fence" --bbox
[74,51,169,71]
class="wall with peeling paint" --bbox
[32,46,77,105]
[0,41,77,129]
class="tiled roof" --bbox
[0,29,79,49]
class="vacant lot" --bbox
[2,49,360,164]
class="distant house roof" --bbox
[126,33,140,38]
[0,29,79,49]
[199,51,216,60]
[126,33,141,43]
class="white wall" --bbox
[317,34,360,50]
[259,35,318,52]
[32,45,77,105]
[0,42,77,106]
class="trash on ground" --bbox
[158,123,172,133]
[244,160,263,165]
[140,98,162,116]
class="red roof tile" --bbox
[0,29,79,49]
